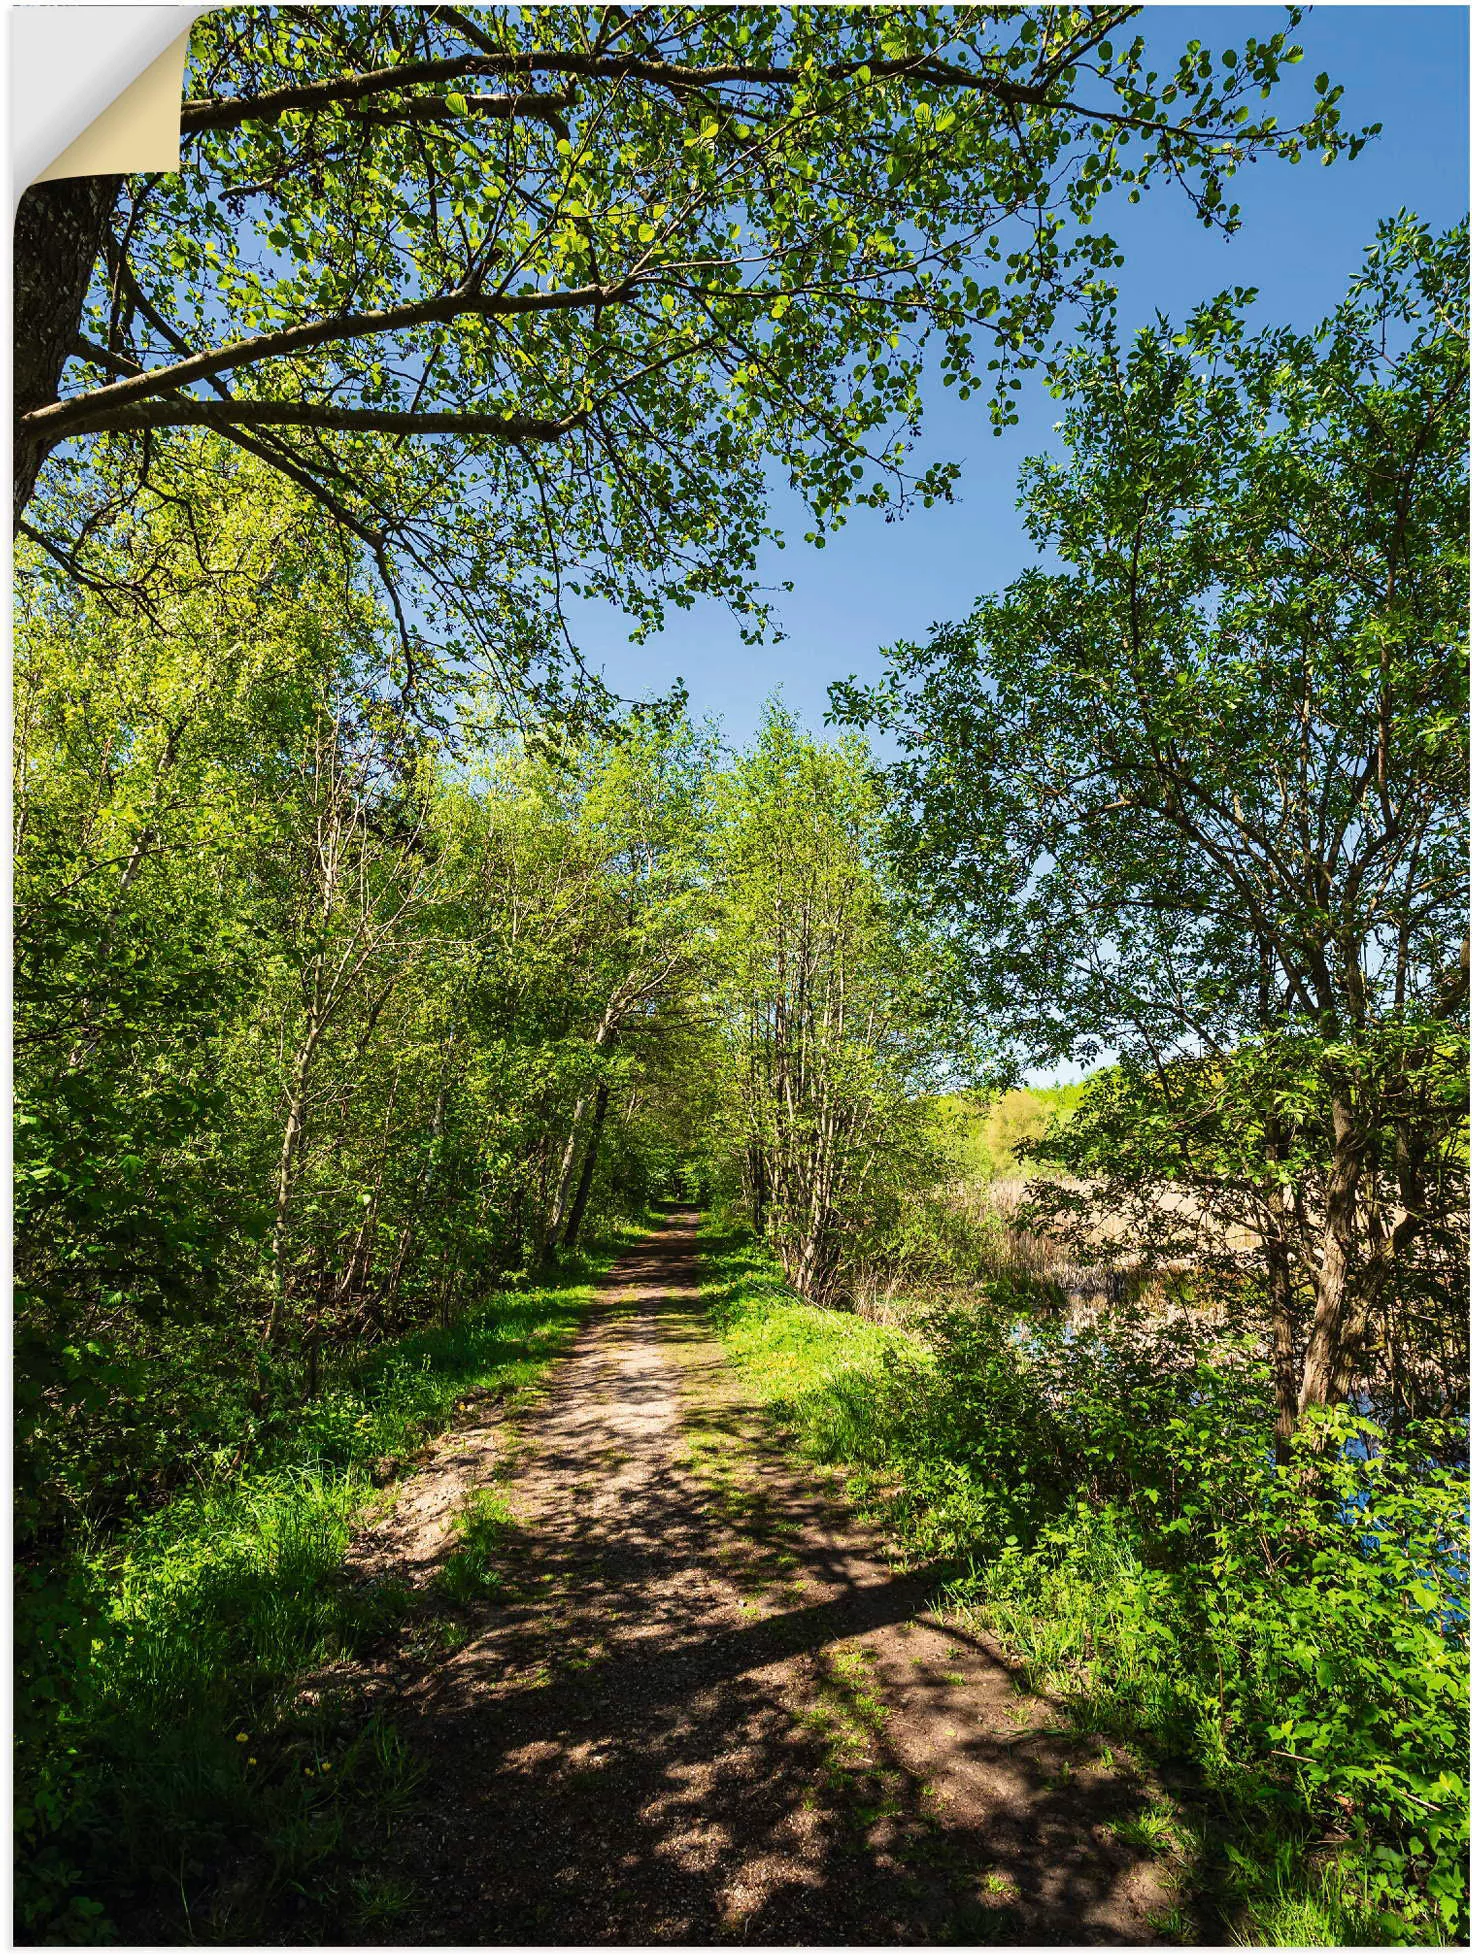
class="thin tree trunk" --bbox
[382,1032,454,1315]
[383,1220,417,1318]
[547,1095,588,1241]
[336,1062,402,1324]
[561,1082,610,1251]
[748,1139,767,1236]
[1266,1227,1300,1464]
[264,1018,323,1343]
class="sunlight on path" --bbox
[338,1210,1175,1943]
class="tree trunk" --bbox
[384,1222,415,1318]
[304,1304,323,1401]
[1266,1229,1300,1464]
[265,1089,307,1345]
[1260,1109,1301,1462]
[264,1021,323,1343]
[1297,1098,1366,1414]
[14,176,120,520]
[547,1095,588,1242]
[561,1082,609,1252]
[746,1138,768,1236]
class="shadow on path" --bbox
[348,1210,1176,1943]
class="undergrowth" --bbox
[15,1232,634,1945]
[698,1218,1470,1947]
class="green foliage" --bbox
[36,8,1366,692]
[14,129,1465,1952]
[926,1083,1088,1181]
[14,464,716,1552]
[705,701,973,1300]
[699,1220,1469,1944]
[13,1255,604,1942]
[835,216,1469,1422]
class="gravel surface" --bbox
[327,1209,1175,1944]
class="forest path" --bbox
[335,1208,1174,1943]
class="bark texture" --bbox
[14,175,119,520]
[1297,1101,1366,1415]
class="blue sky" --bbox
[565,4,1469,743]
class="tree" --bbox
[711,702,965,1301]
[254,698,440,1351]
[18,4,1363,698]
[835,216,1468,1431]
[13,455,388,1526]
[12,442,724,1526]
[512,715,717,1252]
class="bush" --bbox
[699,1222,1470,1943]
[14,1257,607,1943]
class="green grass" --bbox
[1226,1848,1388,1946]
[16,1232,636,1945]
[437,1486,521,1605]
[698,1225,915,1467]
[696,1217,1469,1948]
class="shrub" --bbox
[700,1222,1470,1943]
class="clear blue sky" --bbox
[565,5,1469,742]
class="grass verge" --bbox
[696,1216,1468,1948]
[16,1229,639,1945]
[698,1226,913,1458]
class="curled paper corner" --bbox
[34,25,193,183]
[13,6,205,196]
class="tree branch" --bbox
[181,45,1089,140]
[346,91,572,140]
[183,59,575,134]
[34,280,641,439]
[17,517,162,615]
[35,396,591,442]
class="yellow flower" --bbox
[235,1732,249,1743]
[322,1761,333,1772]
[247,1757,257,1766]
[303,1767,314,1777]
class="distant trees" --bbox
[836,216,1469,1437]
[529,717,717,1253]
[20,5,1361,700]
[709,704,965,1301]
[18,455,958,1537]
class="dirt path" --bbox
[332,1210,1175,1943]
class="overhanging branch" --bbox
[34,278,640,439]
[183,59,575,134]
[180,44,1083,141]
[32,396,591,442]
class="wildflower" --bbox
[235,1731,249,1743]
[322,1761,333,1772]
[247,1757,257,1766]
[304,1767,315,1777]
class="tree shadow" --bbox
[322,1214,1193,1944]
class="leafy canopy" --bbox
[28,3,1366,708]
[834,214,1468,1070]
